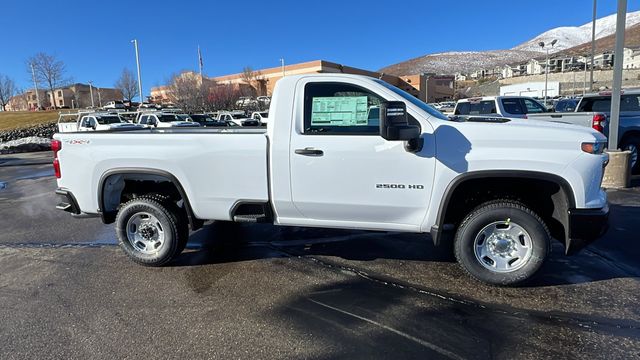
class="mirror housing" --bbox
[380,101,421,141]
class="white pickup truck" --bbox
[57,112,143,132]
[52,74,609,286]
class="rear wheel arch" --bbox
[432,171,576,248]
[98,168,202,230]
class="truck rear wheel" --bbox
[620,134,640,174]
[454,200,550,286]
[115,196,188,266]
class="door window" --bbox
[501,98,525,115]
[303,82,383,135]
[522,98,546,113]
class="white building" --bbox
[500,81,560,98]
[623,47,640,69]
[526,59,544,75]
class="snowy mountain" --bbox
[512,10,640,53]
[379,50,540,77]
[380,10,640,76]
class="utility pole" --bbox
[609,0,627,150]
[30,63,41,110]
[590,0,597,90]
[88,81,95,108]
[572,68,576,96]
[97,87,102,107]
[131,39,144,104]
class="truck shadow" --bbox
[271,277,640,359]
[170,219,637,287]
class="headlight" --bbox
[581,142,605,154]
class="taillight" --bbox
[523,114,528,119]
[51,139,61,178]
[592,113,606,133]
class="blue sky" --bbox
[2,0,638,96]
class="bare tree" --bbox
[27,52,70,109]
[207,84,241,111]
[0,74,17,111]
[115,68,138,102]
[168,72,206,113]
[241,66,266,96]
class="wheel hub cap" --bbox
[126,212,165,255]
[473,220,534,273]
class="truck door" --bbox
[288,81,435,229]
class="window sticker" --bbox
[311,96,369,126]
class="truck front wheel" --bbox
[115,196,188,266]
[454,200,550,286]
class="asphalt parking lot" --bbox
[1,152,639,359]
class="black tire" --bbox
[454,200,550,286]
[620,134,640,174]
[115,196,189,266]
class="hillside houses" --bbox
[463,47,637,80]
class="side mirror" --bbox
[91,121,97,130]
[380,101,421,141]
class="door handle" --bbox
[295,147,324,156]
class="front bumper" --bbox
[565,204,609,255]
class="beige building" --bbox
[151,59,455,105]
[7,84,123,111]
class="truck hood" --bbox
[434,117,606,162]
[443,117,606,142]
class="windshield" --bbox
[190,114,210,122]
[96,116,123,124]
[158,115,180,122]
[374,79,449,120]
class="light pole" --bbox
[583,54,588,95]
[88,81,95,108]
[590,0,597,90]
[538,39,557,106]
[280,58,285,77]
[131,39,144,104]
[30,63,41,110]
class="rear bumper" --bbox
[565,204,609,255]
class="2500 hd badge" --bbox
[376,183,425,189]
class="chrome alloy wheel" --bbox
[473,220,533,273]
[126,212,165,255]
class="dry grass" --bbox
[0,111,67,131]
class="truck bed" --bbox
[54,128,269,220]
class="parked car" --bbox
[235,96,258,108]
[257,96,271,106]
[554,98,578,113]
[438,101,456,113]
[190,114,239,127]
[577,91,640,172]
[53,73,608,286]
[527,90,640,173]
[104,100,126,110]
[77,113,143,131]
[136,112,200,128]
[216,111,250,126]
[57,111,142,132]
[454,96,548,118]
[250,111,269,125]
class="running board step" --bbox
[56,202,72,212]
[233,214,269,223]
